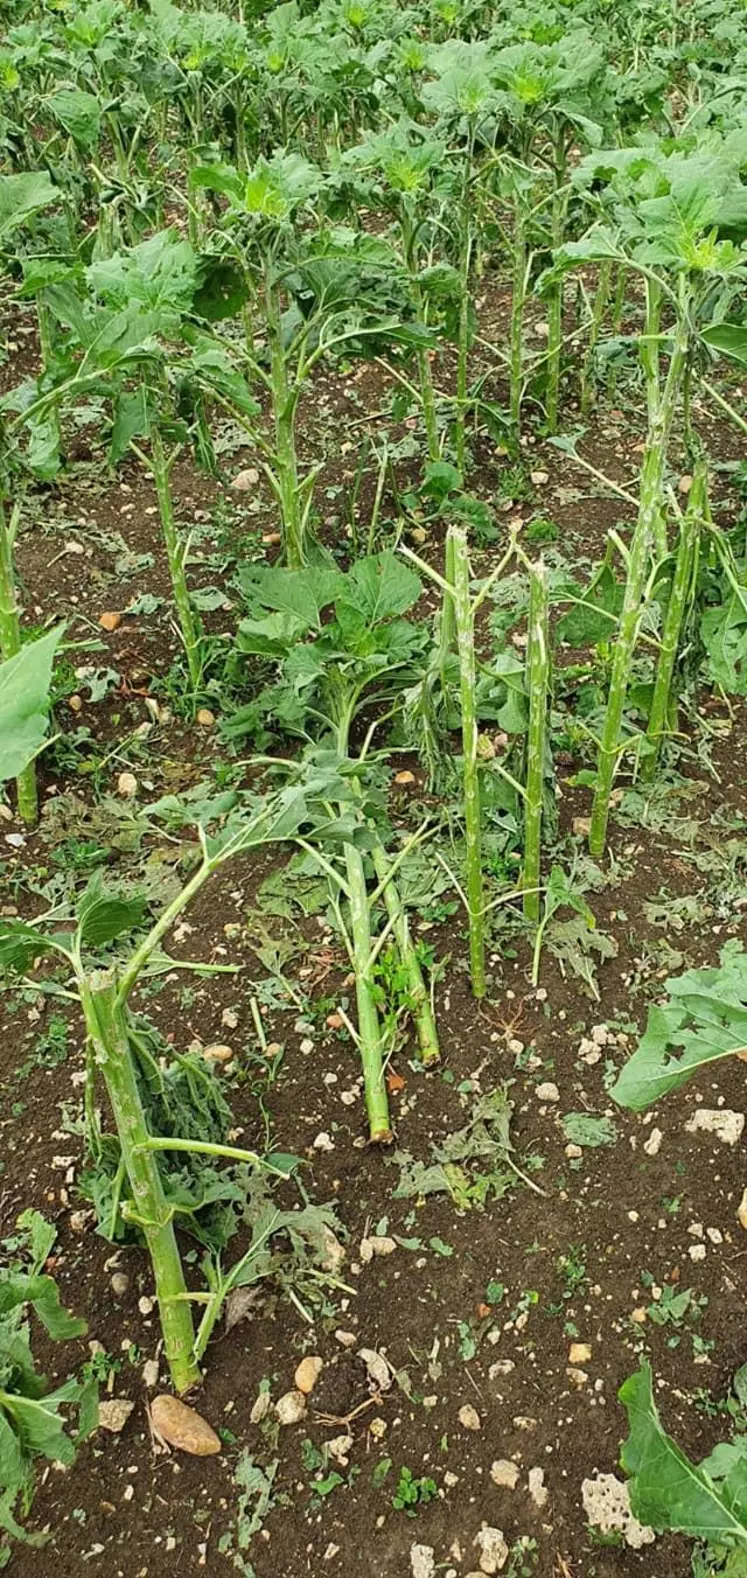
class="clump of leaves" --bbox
[0,1211,97,1551]
[392,1465,438,1514]
[392,1086,538,1208]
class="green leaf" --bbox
[0,1411,24,1493]
[611,941,747,1112]
[0,922,62,974]
[88,230,196,313]
[0,1273,86,1340]
[337,551,421,627]
[0,172,57,243]
[620,1362,747,1545]
[0,1393,76,1468]
[0,627,64,782]
[109,387,151,465]
[48,89,101,148]
[240,565,343,629]
[703,323,747,366]
[701,594,747,695]
[76,872,147,947]
[561,1112,618,1148]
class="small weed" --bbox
[392,1466,438,1514]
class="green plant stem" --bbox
[450,525,485,997]
[83,975,199,1394]
[438,529,456,699]
[455,122,476,473]
[588,304,690,858]
[267,279,304,569]
[641,460,705,780]
[509,199,527,437]
[0,498,37,822]
[344,842,392,1142]
[545,148,568,434]
[579,257,612,416]
[523,559,549,922]
[149,428,202,691]
[370,842,440,1065]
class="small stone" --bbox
[275,1390,307,1426]
[568,1342,592,1365]
[326,1012,344,1029]
[196,708,216,728]
[98,1399,135,1434]
[739,1189,747,1231]
[69,1209,93,1233]
[68,694,83,713]
[202,1043,233,1064]
[360,1235,397,1261]
[138,1296,154,1316]
[111,1272,129,1296]
[473,1524,509,1574]
[689,1243,707,1262]
[231,467,260,490]
[490,1460,519,1489]
[530,470,549,486]
[222,1008,239,1029]
[313,1131,334,1151]
[573,817,591,838]
[369,1416,387,1440]
[678,473,693,494]
[359,1348,391,1392]
[581,1473,655,1549]
[643,1127,663,1157]
[294,1356,323,1395]
[150,1396,221,1455]
[394,771,416,786]
[142,1359,160,1388]
[250,1391,272,1424]
[117,772,138,799]
[458,1404,482,1432]
[300,1037,314,1055]
[99,611,122,632]
[410,1545,436,1578]
[319,1228,345,1274]
[535,1081,559,1103]
[327,1433,353,1466]
[706,1227,723,1245]
[630,1307,647,1324]
[566,1367,588,1386]
[527,1466,548,1508]
[565,1143,583,1159]
[335,1328,357,1348]
[686,1109,744,1146]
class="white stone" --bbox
[686,1109,744,1146]
[689,1243,707,1262]
[473,1525,509,1574]
[643,1128,663,1157]
[490,1460,519,1489]
[275,1390,306,1425]
[410,1545,436,1578]
[458,1404,482,1431]
[581,1473,655,1549]
[528,1466,548,1508]
[535,1082,560,1103]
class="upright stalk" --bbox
[399,210,440,463]
[450,525,486,997]
[641,460,705,780]
[509,197,528,437]
[454,122,476,473]
[149,428,203,691]
[344,843,392,1142]
[545,142,568,434]
[82,974,200,1394]
[579,257,612,416]
[267,278,304,569]
[370,843,440,1065]
[588,303,691,857]
[641,278,667,559]
[523,559,549,922]
[0,497,37,822]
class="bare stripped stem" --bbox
[523,559,550,922]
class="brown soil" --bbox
[2,284,747,1578]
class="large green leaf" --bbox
[0,1393,76,1468]
[0,1273,86,1340]
[0,627,63,782]
[611,940,747,1111]
[0,172,57,243]
[76,871,147,947]
[337,551,421,627]
[620,1363,747,1545]
[88,230,196,312]
[703,322,747,366]
[240,565,344,630]
[701,593,747,694]
[0,922,64,973]
[48,88,102,148]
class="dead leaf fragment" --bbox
[150,1395,221,1455]
[358,1347,392,1392]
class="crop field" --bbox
[3,0,747,1574]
